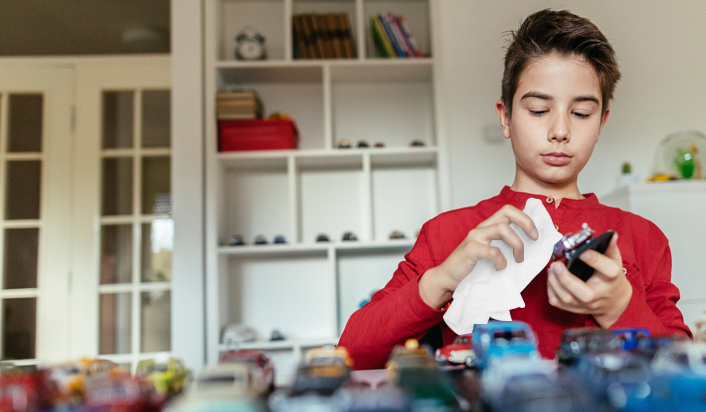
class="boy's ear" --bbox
[495,99,512,139]
[597,107,611,139]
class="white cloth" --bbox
[444,198,563,335]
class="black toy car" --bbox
[342,232,357,241]
[556,328,621,366]
[316,234,330,242]
[229,235,246,246]
[356,140,369,148]
[273,235,286,244]
[254,234,268,245]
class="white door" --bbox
[0,66,73,363]
[71,58,172,370]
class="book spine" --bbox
[292,15,309,59]
[391,14,416,58]
[398,15,424,57]
[301,14,318,58]
[328,14,343,58]
[318,14,334,58]
[379,14,404,57]
[339,13,354,58]
[371,15,395,58]
[387,13,412,58]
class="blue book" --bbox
[379,14,405,57]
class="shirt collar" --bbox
[498,185,601,210]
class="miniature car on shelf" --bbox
[337,139,352,149]
[630,334,689,359]
[471,321,539,370]
[218,350,275,393]
[135,357,188,396]
[410,140,425,147]
[388,230,406,240]
[342,232,357,241]
[273,235,286,244]
[374,142,384,148]
[435,334,474,367]
[83,372,164,412]
[254,235,268,245]
[651,341,706,376]
[270,329,285,341]
[306,347,354,369]
[556,328,622,366]
[50,358,118,398]
[316,234,330,242]
[229,235,246,246]
[222,323,258,345]
[356,140,369,148]
[613,328,650,351]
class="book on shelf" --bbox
[217,90,263,120]
[293,13,355,59]
[371,13,424,58]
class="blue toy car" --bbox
[556,328,621,366]
[612,328,650,351]
[471,321,539,370]
[619,372,706,412]
[631,334,688,360]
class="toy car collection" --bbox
[3,324,702,412]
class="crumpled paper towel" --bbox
[444,198,562,334]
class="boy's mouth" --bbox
[541,152,572,166]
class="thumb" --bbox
[604,232,622,264]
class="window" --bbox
[98,89,172,369]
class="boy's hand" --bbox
[419,205,539,309]
[547,233,633,328]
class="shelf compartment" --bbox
[217,66,325,150]
[336,248,412,335]
[292,0,358,60]
[363,0,431,59]
[297,157,365,243]
[222,255,336,343]
[218,0,286,61]
[219,160,291,246]
[330,59,432,82]
[331,76,434,148]
[371,162,437,242]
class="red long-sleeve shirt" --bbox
[339,186,692,370]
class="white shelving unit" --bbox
[204,0,447,385]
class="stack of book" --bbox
[216,90,263,120]
[371,13,424,58]
[292,13,355,59]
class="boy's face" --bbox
[496,53,610,186]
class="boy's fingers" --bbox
[551,262,596,304]
[468,243,508,271]
[579,249,622,279]
[547,268,576,306]
[603,232,622,262]
[478,205,539,241]
[472,223,526,263]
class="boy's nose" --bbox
[548,114,570,142]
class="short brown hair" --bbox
[501,9,621,116]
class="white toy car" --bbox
[652,341,706,376]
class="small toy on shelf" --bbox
[229,235,246,246]
[389,230,406,239]
[254,235,268,245]
[316,233,330,242]
[235,26,267,61]
[374,142,385,148]
[135,357,189,397]
[268,112,291,120]
[342,231,357,241]
[651,130,706,180]
[273,235,286,244]
[356,140,369,148]
[337,139,352,149]
[617,162,638,188]
[222,323,258,345]
[270,329,285,341]
[410,140,425,147]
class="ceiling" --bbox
[0,0,170,55]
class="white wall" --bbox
[435,0,706,209]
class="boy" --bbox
[339,9,691,370]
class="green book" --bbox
[371,15,396,58]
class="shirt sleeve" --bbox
[338,222,446,370]
[609,228,692,337]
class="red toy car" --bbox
[0,370,65,412]
[435,334,475,367]
[83,373,165,412]
[218,350,275,392]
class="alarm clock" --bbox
[235,27,267,61]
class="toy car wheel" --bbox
[464,357,475,369]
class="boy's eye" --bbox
[529,110,547,116]
[573,112,591,119]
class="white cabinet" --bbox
[602,181,706,330]
[203,0,447,384]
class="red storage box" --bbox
[218,119,299,151]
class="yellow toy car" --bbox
[305,346,354,368]
[50,358,118,398]
[386,339,436,380]
[135,357,188,396]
